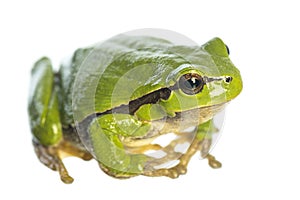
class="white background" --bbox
[1,0,299,199]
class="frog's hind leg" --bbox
[29,57,73,183]
[57,140,93,161]
[29,58,92,184]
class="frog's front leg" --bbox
[142,136,200,178]
[200,137,222,169]
[197,120,222,169]
[143,119,221,178]
[124,143,162,154]
[88,114,153,178]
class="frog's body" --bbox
[28,35,242,183]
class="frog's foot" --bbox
[142,137,201,178]
[199,138,222,169]
[205,154,222,168]
[58,141,93,161]
[143,162,188,178]
[33,140,74,183]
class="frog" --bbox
[28,34,242,184]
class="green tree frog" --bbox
[28,34,242,183]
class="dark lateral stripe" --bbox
[76,87,172,130]
[96,87,171,116]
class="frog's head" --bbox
[160,37,243,113]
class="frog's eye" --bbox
[178,73,205,95]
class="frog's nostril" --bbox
[225,76,233,83]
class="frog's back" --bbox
[58,35,191,126]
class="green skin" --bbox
[28,35,242,183]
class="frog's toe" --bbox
[175,164,187,174]
[60,173,74,184]
[206,154,222,169]
[168,169,180,178]
[167,166,187,178]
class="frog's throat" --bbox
[148,102,226,138]
[120,102,226,149]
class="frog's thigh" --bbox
[28,57,62,146]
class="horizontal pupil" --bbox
[185,79,199,89]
